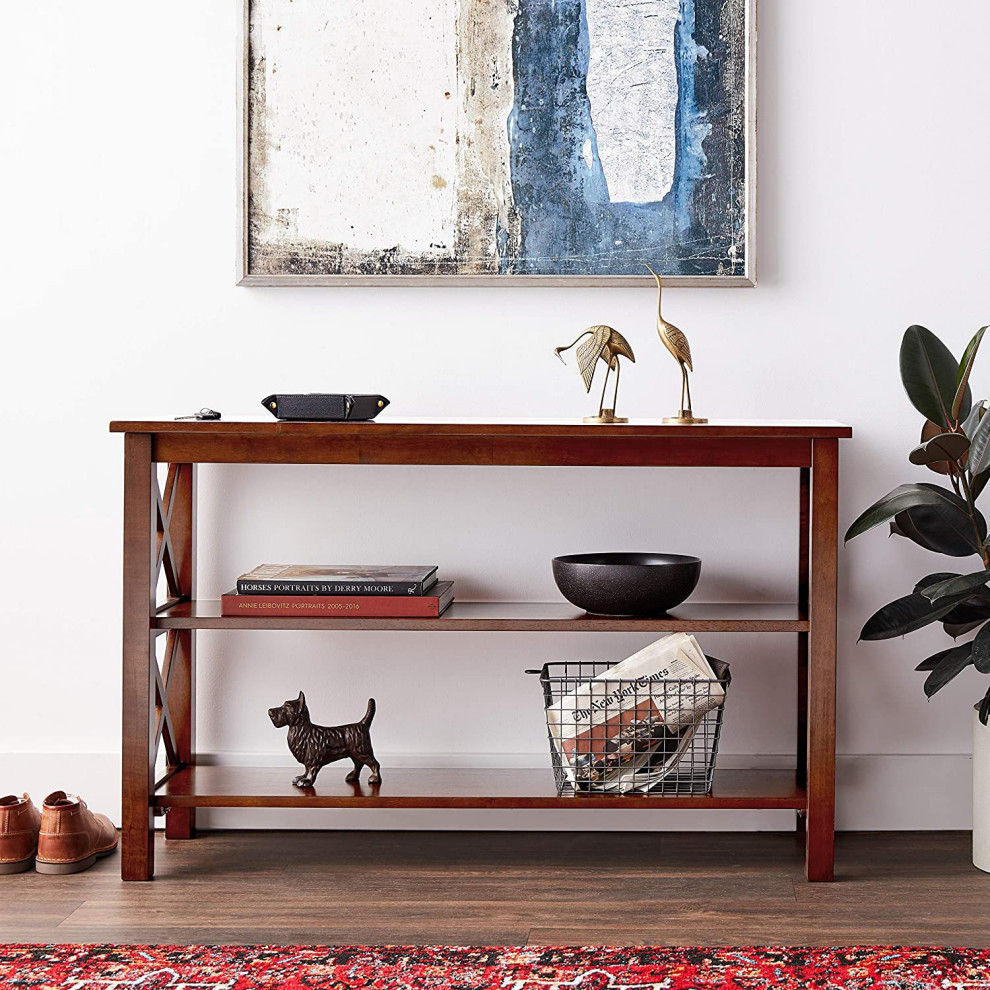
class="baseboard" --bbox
[2,751,973,832]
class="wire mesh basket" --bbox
[528,657,731,795]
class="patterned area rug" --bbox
[1,945,988,989]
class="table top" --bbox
[110,418,852,439]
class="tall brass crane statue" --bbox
[555,324,636,423]
[646,264,707,424]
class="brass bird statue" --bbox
[555,325,636,423]
[646,264,706,424]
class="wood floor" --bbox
[3,830,988,946]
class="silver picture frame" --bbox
[237,0,756,288]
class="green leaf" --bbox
[940,597,990,636]
[973,623,990,674]
[913,572,959,593]
[908,431,970,468]
[967,405,990,477]
[846,483,970,542]
[945,619,986,638]
[979,685,990,726]
[861,592,971,640]
[888,485,987,556]
[916,421,958,476]
[920,569,990,602]
[893,506,976,556]
[973,468,990,501]
[924,642,973,696]
[900,325,968,428]
[941,595,990,622]
[916,647,960,671]
[953,326,987,421]
[962,401,987,441]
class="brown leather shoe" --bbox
[0,794,41,874]
[36,791,118,875]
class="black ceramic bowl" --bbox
[552,552,702,617]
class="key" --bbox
[175,407,222,421]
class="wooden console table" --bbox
[111,418,851,882]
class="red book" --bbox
[220,581,454,618]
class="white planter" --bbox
[975,707,990,873]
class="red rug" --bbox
[1,945,988,989]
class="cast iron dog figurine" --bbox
[268,691,381,788]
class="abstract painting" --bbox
[240,0,754,285]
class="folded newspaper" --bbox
[547,634,726,793]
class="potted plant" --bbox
[846,324,990,871]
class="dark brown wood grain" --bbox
[111,418,852,471]
[796,467,810,800]
[150,434,816,468]
[121,434,156,882]
[806,439,839,881]
[113,418,850,882]
[154,767,807,811]
[154,601,809,633]
[4,831,987,946]
[110,419,854,439]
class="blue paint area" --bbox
[504,0,607,274]
[505,0,741,276]
[672,0,710,235]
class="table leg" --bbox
[796,467,809,832]
[806,439,838,881]
[122,435,155,881]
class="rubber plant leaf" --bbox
[923,642,974,697]
[860,592,973,641]
[972,622,990,674]
[916,646,960,671]
[884,486,987,557]
[909,431,970,468]
[893,484,987,556]
[941,595,990,622]
[894,508,969,555]
[974,468,990,501]
[962,401,987,442]
[944,619,986,638]
[893,507,976,557]
[845,483,970,542]
[966,405,990,477]
[900,325,969,429]
[920,569,990,603]
[952,326,987,422]
[979,685,990,726]
[940,596,990,636]
[913,573,960,593]
[915,420,962,475]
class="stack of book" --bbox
[221,565,454,618]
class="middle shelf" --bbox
[154,600,808,633]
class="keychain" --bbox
[175,407,222,421]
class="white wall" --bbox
[2,1,989,831]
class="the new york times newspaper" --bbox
[547,634,725,793]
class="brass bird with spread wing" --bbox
[555,324,636,423]
[646,264,706,424]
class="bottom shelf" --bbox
[155,766,806,811]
